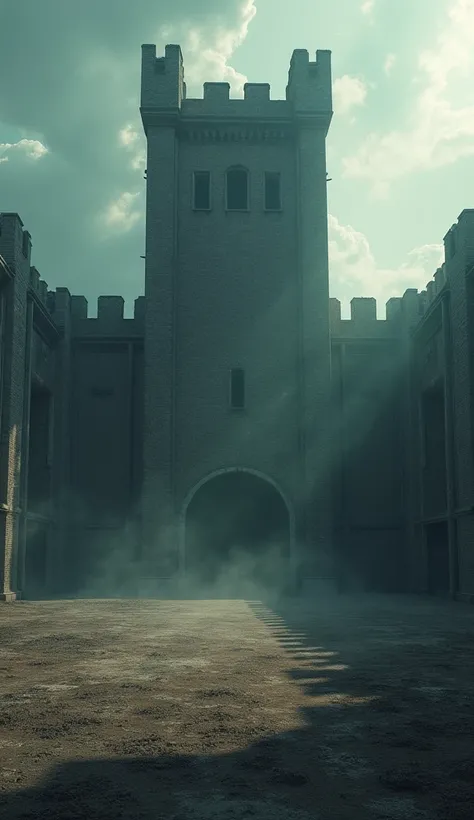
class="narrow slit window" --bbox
[193,171,211,210]
[230,368,245,409]
[265,172,281,211]
[226,167,249,210]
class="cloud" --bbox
[384,54,396,76]
[343,0,474,195]
[333,75,368,115]
[0,1,256,306]
[0,139,49,162]
[361,0,376,15]
[164,0,256,94]
[101,192,142,233]
[328,214,444,315]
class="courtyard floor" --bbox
[0,593,473,819]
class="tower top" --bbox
[140,44,332,132]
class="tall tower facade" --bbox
[140,45,333,588]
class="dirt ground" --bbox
[1,592,474,820]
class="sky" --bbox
[0,0,473,318]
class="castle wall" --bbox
[67,300,144,591]
[330,299,404,590]
[444,211,474,597]
[2,44,474,602]
[0,214,32,600]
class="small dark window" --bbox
[230,368,245,409]
[193,171,211,210]
[265,172,281,211]
[226,168,248,210]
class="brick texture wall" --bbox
[141,45,333,579]
[0,214,31,599]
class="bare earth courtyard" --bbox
[1,594,474,819]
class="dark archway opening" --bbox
[185,471,291,595]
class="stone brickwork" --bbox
[0,214,32,600]
[1,47,474,599]
[141,44,333,583]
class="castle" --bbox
[1,45,474,602]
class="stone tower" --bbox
[140,44,333,590]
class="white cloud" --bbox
[101,191,142,232]
[333,75,368,115]
[343,0,474,194]
[361,0,375,14]
[0,138,48,162]
[119,124,146,171]
[119,125,139,147]
[162,0,256,95]
[384,53,396,75]
[328,214,444,315]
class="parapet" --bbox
[69,294,145,338]
[330,290,431,338]
[286,49,332,123]
[330,297,395,338]
[141,44,331,125]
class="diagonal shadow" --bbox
[1,592,474,819]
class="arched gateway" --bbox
[180,468,295,594]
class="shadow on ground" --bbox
[1,592,474,820]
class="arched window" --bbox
[226,166,249,211]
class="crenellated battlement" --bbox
[330,297,398,338]
[330,289,431,338]
[66,294,145,337]
[141,44,332,128]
